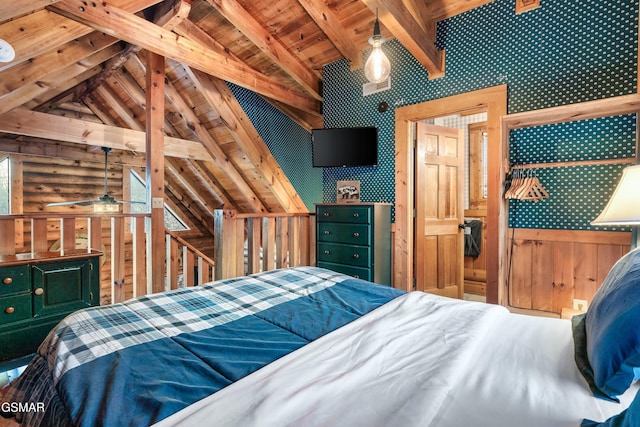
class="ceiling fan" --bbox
[47,147,146,213]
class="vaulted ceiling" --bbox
[0,0,493,229]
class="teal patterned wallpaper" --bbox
[228,83,322,212]
[322,0,638,230]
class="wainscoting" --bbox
[507,228,630,315]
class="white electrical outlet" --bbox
[573,299,588,311]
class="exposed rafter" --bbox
[206,0,322,101]
[297,0,363,70]
[0,108,212,161]
[49,0,322,114]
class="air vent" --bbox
[362,77,391,96]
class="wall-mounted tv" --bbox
[311,126,378,168]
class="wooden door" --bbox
[415,123,465,298]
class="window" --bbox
[0,157,9,215]
[129,171,189,231]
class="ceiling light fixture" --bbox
[364,9,390,84]
[0,39,15,63]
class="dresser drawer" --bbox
[0,265,30,297]
[318,223,371,245]
[0,294,32,326]
[318,242,371,268]
[317,205,371,224]
[317,262,371,281]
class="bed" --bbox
[2,250,640,427]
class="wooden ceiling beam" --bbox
[0,0,161,70]
[0,108,212,161]
[0,45,122,116]
[0,137,146,167]
[0,0,62,22]
[262,97,322,132]
[0,32,119,99]
[188,68,309,213]
[206,0,322,101]
[297,0,363,70]
[429,0,494,21]
[360,0,445,78]
[166,157,219,219]
[50,0,322,115]
[160,60,266,213]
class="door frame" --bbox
[394,85,508,304]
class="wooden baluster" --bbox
[262,217,276,272]
[246,217,261,274]
[183,246,195,287]
[31,218,48,254]
[132,216,147,297]
[111,216,126,304]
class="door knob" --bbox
[34,287,44,296]
[2,277,12,285]
[4,307,14,314]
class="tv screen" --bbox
[311,127,378,168]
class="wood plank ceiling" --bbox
[0,0,493,230]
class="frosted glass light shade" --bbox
[94,202,120,213]
[592,165,640,225]
[364,41,390,84]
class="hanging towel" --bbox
[464,219,483,258]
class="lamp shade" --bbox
[592,165,640,225]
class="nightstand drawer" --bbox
[318,242,371,268]
[0,294,32,326]
[0,266,30,297]
[318,223,371,245]
[317,205,371,224]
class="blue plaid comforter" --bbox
[1,267,404,427]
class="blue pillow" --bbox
[581,389,640,427]
[585,247,640,400]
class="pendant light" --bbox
[364,9,390,84]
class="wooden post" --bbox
[10,155,23,251]
[132,216,146,297]
[146,52,166,294]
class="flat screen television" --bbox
[311,126,378,168]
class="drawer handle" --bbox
[324,250,330,255]
[353,254,360,259]
[354,275,360,279]
[4,307,14,314]
[353,232,360,237]
[34,288,44,296]
[324,230,331,235]
[2,277,12,285]
[353,213,359,218]
[323,212,330,217]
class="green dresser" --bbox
[0,251,101,362]
[316,203,391,286]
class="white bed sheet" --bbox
[154,292,638,427]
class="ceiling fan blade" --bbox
[46,200,97,207]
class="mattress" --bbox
[155,292,639,427]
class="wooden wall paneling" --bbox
[31,218,49,253]
[551,241,574,313]
[530,239,553,311]
[508,229,630,315]
[573,243,598,303]
[508,237,532,309]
